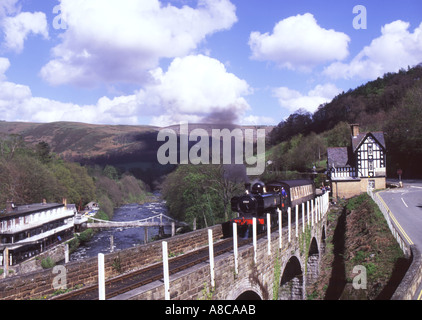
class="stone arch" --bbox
[236,290,262,300]
[278,255,304,300]
[225,278,264,300]
[307,237,320,285]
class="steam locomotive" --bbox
[222,180,316,238]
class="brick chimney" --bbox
[351,124,360,138]
[62,198,67,207]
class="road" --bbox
[378,180,422,300]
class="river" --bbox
[70,195,170,261]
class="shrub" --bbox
[41,257,56,269]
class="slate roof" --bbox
[352,131,386,152]
[327,147,353,168]
[0,203,63,220]
[328,129,386,171]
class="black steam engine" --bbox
[222,180,316,238]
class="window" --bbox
[368,144,373,155]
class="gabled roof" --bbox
[352,131,386,152]
[327,147,353,168]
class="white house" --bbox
[0,200,76,266]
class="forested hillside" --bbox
[269,65,422,178]
[0,136,149,219]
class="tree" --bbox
[384,80,422,177]
[270,109,312,145]
[0,134,24,161]
[36,141,52,164]
[162,164,243,229]
[103,165,119,181]
[323,122,351,148]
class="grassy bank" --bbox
[308,193,409,300]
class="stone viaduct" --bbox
[114,192,329,300]
[0,193,329,300]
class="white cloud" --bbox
[240,115,276,126]
[0,57,10,79]
[1,11,49,53]
[40,0,238,86]
[0,0,19,17]
[0,58,32,120]
[324,20,422,80]
[146,54,251,126]
[1,54,251,126]
[0,56,139,124]
[248,13,350,71]
[273,83,341,113]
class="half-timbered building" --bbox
[327,124,386,199]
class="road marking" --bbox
[418,289,422,300]
[388,212,414,245]
[377,193,414,246]
[401,197,409,208]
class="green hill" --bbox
[2,65,421,181]
[0,121,274,186]
[268,65,422,179]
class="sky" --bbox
[0,0,421,127]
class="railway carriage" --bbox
[266,180,315,209]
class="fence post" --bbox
[3,247,9,279]
[295,205,299,238]
[321,196,323,219]
[144,227,148,244]
[208,229,215,288]
[316,197,319,222]
[162,241,170,300]
[288,207,291,243]
[311,200,314,227]
[98,253,106,300]
[307,201,310,226]
[302,203,305,233]
[65,243,69,263]
[267,213,271,256]
[278,208,282,249]
[325,193,328,215]
[253,218,257,263]
[233,223,238,275]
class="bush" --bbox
[78,228,94,244]
[41,257,56,269]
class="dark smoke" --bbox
[201,109,239,125]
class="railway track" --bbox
[51,237,247,300]
[51,221,287,301]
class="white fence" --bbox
[96,192,331,300]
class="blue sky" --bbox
[0,0,421,126]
